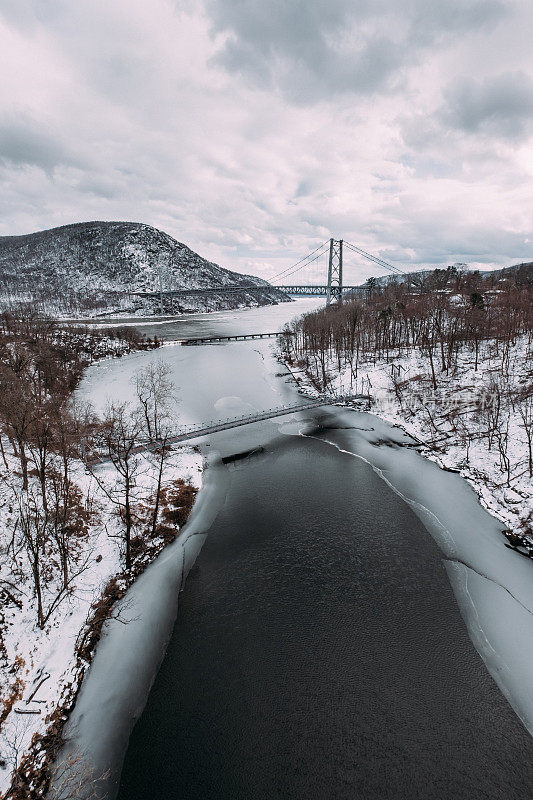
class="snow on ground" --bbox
[0,442,202,797]
[287,335,532,541]
[50,454,229,799]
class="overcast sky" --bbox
[0,0,532,282]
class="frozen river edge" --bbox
[300,406,533,740]
[52,403,533,799]
[49,294,533,797]
[50,456,231,799]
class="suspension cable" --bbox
[274,248,330,282]
[344,241,404,274]
[269,240,330,281]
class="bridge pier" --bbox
[326,238,343,305]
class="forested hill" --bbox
[354,261,533,294]
[0,221,289,316]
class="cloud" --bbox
[0,0,531,278]
[207,0,509,102]
[409,0,507,43]
[0,117,80,172]
[440,72,533,140]
[207,0,405,100]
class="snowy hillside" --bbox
[349,261,533,295]
[0,222,289,316]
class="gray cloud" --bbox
[75,174,124,200]
[208,0,400,99]
[0,0,64,36]
[440,72,533,140]
[0,0,531,274]
[0,119,80,172]
[409,0,507,44]
[216,34,405,103]
[207,0,508,102]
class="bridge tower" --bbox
[326,238,343,305]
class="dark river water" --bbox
[72,301,533,799]
[117,434,533,799]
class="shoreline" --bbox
[279,352,531,549]
[13,345,529,797]
[283,386,533,741]
[48,452,228,800]
[0,332,201,799]
[50,295,294,327]
[5,307,526,796]
[1,447,203,800]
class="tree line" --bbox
[279,268,533,484]
[0,309,187,629]
[281,268,532,386]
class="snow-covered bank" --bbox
[0,443,202,799]
[277,299,533,734]
[49,454,228,800]
[282,335,532,543]
[297,408,533,738]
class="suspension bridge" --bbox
[270,238,404,303]
[132,237,403,310]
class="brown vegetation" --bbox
[280,267,533,489]
[0,310,160,628]
[0,309,175,797]
[280,268,532,388]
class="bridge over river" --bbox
[88,398,372,464]
[180,331,287,345]
[70,297,533,800]
[151,399,359,446]
[121,236,405,311]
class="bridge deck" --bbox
[106,285,360,299]
[181,332,288,345]
[88,397,371,463]
[103,284,358,299]
[164,399,352,443]
[133,285,274,298]
[273,285,359,296]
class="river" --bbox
[64,299,533,799]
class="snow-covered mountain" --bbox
[0,221,290,316]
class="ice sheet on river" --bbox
[58,299,533,797]
[306,407,533,735]
[49,457,230,799]
[56,404,533,800]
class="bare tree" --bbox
[13,486,92,629]
[133,361,174,441]
[518,392,533,478]
[97,402,144,571]
[133,362,178,538]
[2,715,31,775]
[15,487,49,627]
[48,749,110,800]
[0,365,35,490]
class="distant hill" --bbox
[348,261,533,295]
[0,221,289,316]
[481,262,533,284]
